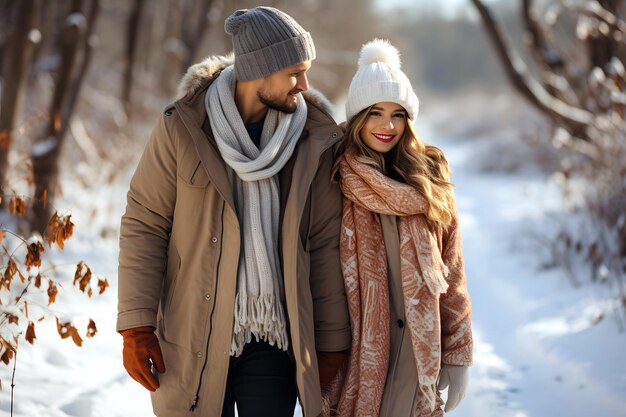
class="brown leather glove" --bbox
[317,350,349,391]
[120,326,166,392]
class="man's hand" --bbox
[120,326,166,392]
[437,364,469,412]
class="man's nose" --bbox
[296,73,309,93]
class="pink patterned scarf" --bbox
[325,148,450,416]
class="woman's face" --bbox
[359,102,407,154]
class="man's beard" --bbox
[257,89,300,113]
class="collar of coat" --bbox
[169,53,342,222]
[176,53,335,118]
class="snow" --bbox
[1,120,625,417]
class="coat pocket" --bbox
[177,143,210,188]
[162,243,181,341]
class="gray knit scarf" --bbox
[205,65,307,356]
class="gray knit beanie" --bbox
[225,7,316,82]
[345,39,419,121]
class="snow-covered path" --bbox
[441,137,626,417]
[1,131,625,417]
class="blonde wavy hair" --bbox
[334,105,455,227]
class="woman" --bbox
[326,39,473,417]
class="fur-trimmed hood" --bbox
[176,53,335,117]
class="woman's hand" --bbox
[437,364,469,412]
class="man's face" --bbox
[257,61,311,113]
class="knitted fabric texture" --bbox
[345,39,419,121]
[225,6,316,81]
[205,65,308,356]
[322,148,476,417]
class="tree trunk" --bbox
[180,0,216,71]
[159,0,185,95]
[31,0,99,233]
[0,0,40,201]
[122,0,146,118]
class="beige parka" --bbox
[116,55,351,417]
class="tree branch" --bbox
[471,0,593,139]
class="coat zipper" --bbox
[190,202,226,411]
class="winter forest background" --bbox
[0,0,625,416]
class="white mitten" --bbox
[437,364,469,412]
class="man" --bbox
[116,7,350,417]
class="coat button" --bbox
[204,294,211,301]
[211,236,218,243]
[196,351,202,358]
[397,319,404,328]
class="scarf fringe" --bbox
[231,292,289,356]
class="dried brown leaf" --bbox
[2,258,17,290]
[0,230,4,245]
[55,319,84,345]
[6,314,19,325]
[45,212,74,249]
[34,273,42,288]
[86,319,97,338]
[45,212,59,247]
[0,348,13,365]
[0,337,15,365]
[73,262,92,295]
[25,241,45,269]
[47,280,58,305]
[25,321,36,344]
[15,197,26,217]
[70,327,83,347]
[56,320,83,347]
[97,278,109,295]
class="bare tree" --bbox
[122,0,146,118]
[0,0,41,201]
[31,0,100,233]
[180,0,218,71]
[472,0,626,313]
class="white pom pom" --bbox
[358,38,401,69]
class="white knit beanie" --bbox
[345,39,419,121]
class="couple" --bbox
[116,6,473,417]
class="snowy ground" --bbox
[1,119,625,417]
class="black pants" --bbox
[221,340,297,417]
